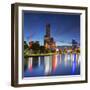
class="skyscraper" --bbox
[46,24,50,37]
[44,24,56,50]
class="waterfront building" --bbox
[44,24,56,50]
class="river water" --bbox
[24,53,80,77]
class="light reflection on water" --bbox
[24,54,80,77]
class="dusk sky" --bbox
[23,11,80,46]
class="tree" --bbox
[24,41,29,49]
[40,46,45,53]
[32,41,40,54]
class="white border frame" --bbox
[18,6,86,84]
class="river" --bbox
[24,53,80,77]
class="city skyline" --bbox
[23,11,80,46]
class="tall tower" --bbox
[46,24,50,37]
[44,24,51,49]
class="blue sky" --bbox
[23,11,80,46]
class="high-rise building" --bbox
[44,24,56,50]
[46,24,50,37]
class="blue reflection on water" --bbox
[72,54,76,74]
[24,54,80,77]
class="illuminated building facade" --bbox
[44,24,56,50]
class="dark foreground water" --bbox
[24,54,80,77]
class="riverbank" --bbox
[24,52,80,57]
